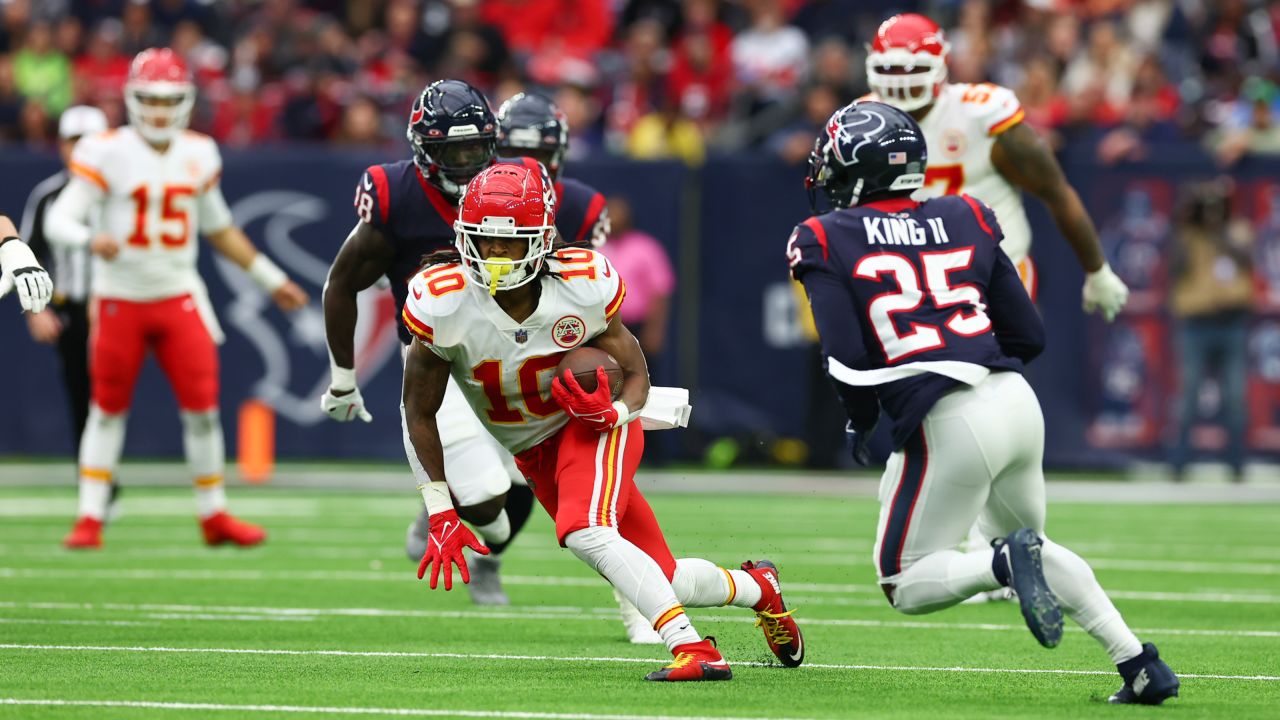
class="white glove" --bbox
[1082,263,1129,322]
[0,239,54,314]
[321,384,373,422]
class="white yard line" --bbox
[3,600,1278,639]
[0,644,1274,682]
[4,567,1275,605]
[0,617,151,627]
[0,699,800,720]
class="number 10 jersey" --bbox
[401,248,626,454]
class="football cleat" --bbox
[200,512,266,547]
[614,587,663,644]
[464,551,509,606]
[993,528,1063,648]
[63,516,103,550]
[1109,643,1180,705]
[644,637,732,682]
[742,559,805,667]
[405,507,430,561]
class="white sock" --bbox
[564,526,700,652]
[77,406,127,520]
[473,510,511,547]
[1041,539,1143,664]
[182,410,226,519]
[887,549,1001,615]
[671,558,763,609]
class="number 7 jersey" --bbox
[401,248,626,454]
[67,126,233,301]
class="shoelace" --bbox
[755,609,797,645]
[664,652,696,670]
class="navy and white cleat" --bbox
[1110,643,1180,705]
[993,528,1063,649]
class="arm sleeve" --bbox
[43,177,99,249]
[797,240,881,431]
[987,245,1046,363]
[197,142,234,234]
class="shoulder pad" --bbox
[787,216,831,281]
[402,263,469,346]
[549,247,626,320]
[950,83,1024,136]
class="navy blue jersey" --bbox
[355,159,458,343]
[554,177,609,247]
[789,194,1045,448]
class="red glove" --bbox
[551,367,621,433]
[416,509,490,590]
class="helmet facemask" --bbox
[454,216,557,295]
[865,48,947,113]
[126,81,195,144]
[410,133,497,197]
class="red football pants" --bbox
[90,294,219,413]
[516,419,677,579]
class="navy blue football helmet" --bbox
[805,100,927,212]
[407,79,497,197]
[496,92,569,181]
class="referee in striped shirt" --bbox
[21,106,108,457]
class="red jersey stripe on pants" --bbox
[90,294,219,413]
[515,419,678,580]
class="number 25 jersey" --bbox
[401,248,626,454]
[788,195,1044,447]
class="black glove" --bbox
[845,420,874,467]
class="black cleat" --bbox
[1110,643,1180,705]
[993,528,1063,648]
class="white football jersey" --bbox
[68,127,234,301]
[401,248,627,454]
[906,83,1033,264]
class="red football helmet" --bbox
[454,162,558,294]
[125,48,195,144]
[866,14,950,112]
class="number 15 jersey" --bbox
[68,126,233,301]
[788,194,1044,448]
[401,248,626,454]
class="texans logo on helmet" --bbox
[829,108,887,166]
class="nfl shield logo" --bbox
[514,329,528,344]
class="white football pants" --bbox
[399,346,524,507]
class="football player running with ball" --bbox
[46,49,308,549]
[402,162,804,681]
[791,101,1178,705]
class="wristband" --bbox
[329,360,357,392]
[418,480,455,514]
[613,400,640,425]
[247,253,288,292]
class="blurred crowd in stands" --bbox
[3,0,1280,167]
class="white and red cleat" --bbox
[200,512,266,547]
[644,638,732,681]
[63,516,103,549]
[742,559,805,668]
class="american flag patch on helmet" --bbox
[888,152,907,165]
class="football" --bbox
[556,346,624,398]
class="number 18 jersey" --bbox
[401,248,626,454]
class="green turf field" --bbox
[0,483,1277,719]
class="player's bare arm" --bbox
[990,123,1103,272]
[991,123,1129,319]
[588,314,651,415]
[402,339,490,589]
[323,222,395,371]
[204,225,308,311]
[402,340,451,484]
